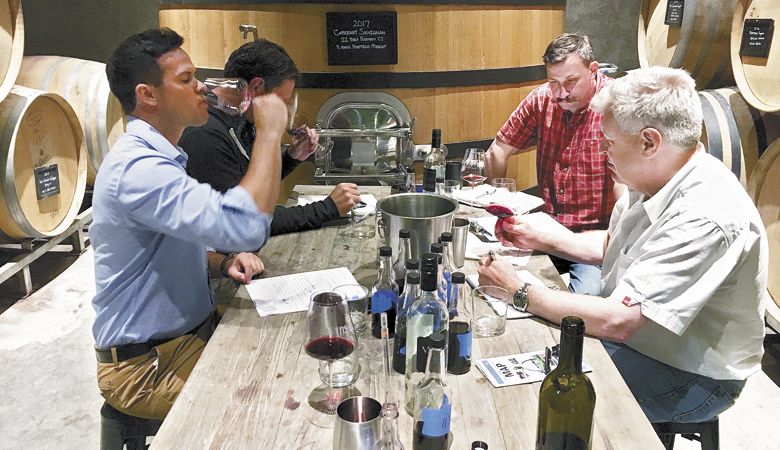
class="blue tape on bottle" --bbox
[457,330,472,358]
[371,290,397,313]
[421,395,451,437]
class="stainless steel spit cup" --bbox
[451,217,469,268]
[377,193,458,261]
[333,396,383,450]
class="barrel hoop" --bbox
[710,89,743,179]
[37,56,70,89]
[699,92,724,161]
[0,97,40,238]
[746,104,769,159]
[197,66,547,89]
[162,0,565,5]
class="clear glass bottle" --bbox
[423,129,446,193]
[536,316,596,450]
[393,229,413,291]
[429,243,447,305]
[404,254,449,416]
[413,347,452,450]
[372,402,405,450]
[447,272,472,375]
[438,232,457,308]
[372,246,400,339]
[394,262,420,374]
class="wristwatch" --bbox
[512,283,532,312]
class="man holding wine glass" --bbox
[91,28,283,420]
[484,33,623,295]
[479,66,767,425]
[181,39,362,236]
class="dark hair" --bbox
[542,33,594,66]
[106,28,185,114]
[224,39,300,92]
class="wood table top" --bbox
[151,185,662,449]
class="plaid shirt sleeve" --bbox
[497,87,544,150]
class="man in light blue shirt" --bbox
[92,28,289,420]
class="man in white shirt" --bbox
[478,66,768,423]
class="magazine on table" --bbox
[476,349,593,387]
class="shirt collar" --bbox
[126,116,189,166]
[641,146,703,222]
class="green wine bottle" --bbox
[536,316,596,450]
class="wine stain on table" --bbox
[284,390,301,410]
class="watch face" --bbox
[513,288,528,311]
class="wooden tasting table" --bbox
[151,185,663,449]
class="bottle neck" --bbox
[403,238,413,259]
[421,269,438,292]
[424,348,447,382]
[402,280,420,299]
[378,255,394,282]
[441,242,454,269]
[557,329,584,373]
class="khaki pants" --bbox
[97,319,214,420]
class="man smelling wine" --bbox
[478,66,768,427]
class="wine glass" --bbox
[491,177,516,193]
[305,291,358,426]
[461,148,487,188]
[286,91,333,160]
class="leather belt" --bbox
[95,311,217,364]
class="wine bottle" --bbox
[404,253,449,416]
[372,402,405,450]
[393,229,413,291]
[535,316,595,450]
[413,347,452,450]
[372,246,400,339]
[423,129,446,193]
[429,243,447,305]
[438,232,457,308]
[447,272,472,375]
[393,269,420,374]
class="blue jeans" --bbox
[602,341,745,423]
[549,256,602,295]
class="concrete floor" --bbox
[1,247,779,449]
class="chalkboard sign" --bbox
[326,11,398,66]
[740,18,774,58]
[664,0,684,27]
[34,164,60,200]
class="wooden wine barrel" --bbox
[638,0,736,89]
[16,56,126,185]
[730,0,780,112]
[0,86,86,241]
[747,140,780,308]
[699,87,780,186]
[160,3,566,190]
[0,0,23,103]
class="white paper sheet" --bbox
[297,193,377,214]
[455,185,544,214]
[246,267,358,317]
[466,270,547,319]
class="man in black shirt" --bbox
[181,39,360,235]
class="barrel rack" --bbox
[0,207,91,298]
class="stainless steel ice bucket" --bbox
[377,193,458,261]
[333,396,382,450]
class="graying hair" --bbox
[590,66,702,149]
[542,33,594,65]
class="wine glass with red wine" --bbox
[461,148,487,188]
[305,291,358,424]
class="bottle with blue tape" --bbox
[371,246,399,339]
[446,272,471,375]
[413,346,452,450]
[393,263,420,375]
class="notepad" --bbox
[476,350,593,387]
[246,267,359,317]
[455,185,544,214]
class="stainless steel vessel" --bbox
[377,193,458,261]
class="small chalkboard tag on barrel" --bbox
[34,164,60,200]
[740,18,775,58]
[326,11,398,66]
[664,0,684,27]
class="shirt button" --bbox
[559,188,565,194]
[562,167,570,173]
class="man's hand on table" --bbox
[226,252,265,284]
[329,183,362,216]
[477,255,523,297]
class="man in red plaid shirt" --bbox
[485,33,624,295]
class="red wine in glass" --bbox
[484,203,515,218]
[462,174,487,186]
[305,336,355,361]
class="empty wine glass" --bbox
[461,148,486,188]
[203,78,251,116]
[286,91,333,160]
[491,177,516,193]
[305,291,358,426]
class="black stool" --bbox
[100,402,163,450]
[652,416,719,450]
